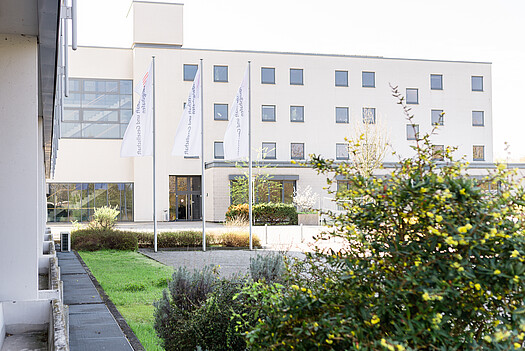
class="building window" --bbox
[431,109,444,126]
[406,88,419,104]
[335,70,348,87]
[362,71,375,87]
[262,142,277,159]
[407,124,419,140]
[261,67,275,84]
[214,65,228,82]
[432,145,444,161]
[290,68,303,85]
[336,143,349,160]
[336,107,349,123]
[61,78,133,139]
[214,104,228,121]
[291,143,305,160]
[214,142,224,159]
[472,111,484,126]
[431,74,443,90]
[472,76,483,91]
[231,178,296,205]
[183,64,198,81]
[362,107,376,124]
[262,105,276,122]
[473,145,485,161]
[46,182,134,222]
[290,106,304,122]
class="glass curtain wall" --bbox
[47,182,133,222]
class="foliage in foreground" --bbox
[79,250,173,351]
[242,88,525,350]
[154,253,285,351]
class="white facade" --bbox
[51,1,494,223]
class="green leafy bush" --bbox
[154,266,250,351]
[225,203,298,225]
[71,229,138,251]
[243,87,525,350]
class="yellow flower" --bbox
[511,250,520,258]
[325,339,333,344]
[435,215,443,222]
[460,188,466,195]
[397,345,405,351]
[514,343,521,349]
[458,226,467,233]
[465,223,472,230]
[494,269,501,275]
[426,212,434,218]
[301,287,307,292]
[422,292,430,301]
[514,276,520,283]
[371,315,380,325]
[483,335,492,343]
[291,285,299,290]
[437,176,444,183]
[475,283,481,290]
[498,163,506,171]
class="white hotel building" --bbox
[49,1,493,223]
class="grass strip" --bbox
[79,250,173,351]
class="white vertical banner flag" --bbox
[172,66,202,156]
[223,66,250,160]
[120,63,154,157]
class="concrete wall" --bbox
[0,34,39,301]
[132,1,183,47]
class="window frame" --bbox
[406,88,419,104]
[336,143,349,160]
[362,71,375,88]
[213,103,229,121]
[430,74,443,90]
[262,142,277,159]
[335,106,349,124]
[290,105,304,123]
[335,70,348,87]
[290,68,304,85]
[213,65,229,83]
[362,107,376,124]
[183,64,198,81]
[261,67,275,84]
[431,109,444,126]
[406,124,419,140]
[290,143,305,160]
[214,141,224,159]
[473,145,485,161]
[472,76,484,92]
[472,111,485,126]
[261,105,276,122]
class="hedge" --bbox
[226,203,298,225]
[71,229,138,251]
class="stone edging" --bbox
[73,251,146,351]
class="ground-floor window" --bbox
[230,177,296,205]
[169,175,202,221]
[47,183,133,222]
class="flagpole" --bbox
[248,61,253,251]
[152,56,158,253]
[200,59,206,252]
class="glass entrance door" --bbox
[169,176,202,221]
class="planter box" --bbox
[298,213,319,225]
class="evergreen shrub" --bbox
[71,229,138,251]
[225,203,298,225]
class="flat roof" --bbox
[75,45,492,65]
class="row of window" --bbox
[431,145,486,161]
[183,64,485,91]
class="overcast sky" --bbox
[77,0,525,161]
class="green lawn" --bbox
[78,250,173,351]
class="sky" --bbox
[76,0,525,162]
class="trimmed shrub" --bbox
[254,202,298,225]
[71,229,138,251]
[225,203,298,225]
[220,231,261,248]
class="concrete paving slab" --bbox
[61,274,102,305]
[69,320,124,340]
[69,337,134,351]
[69,303,109,314]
